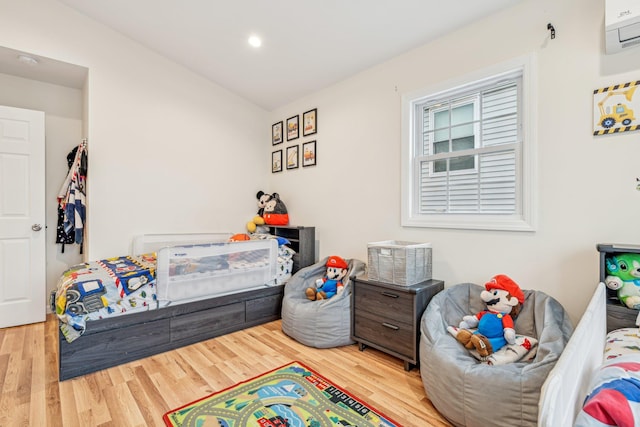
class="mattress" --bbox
[55,253,158,342]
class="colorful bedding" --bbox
[55,254,158,342]
[276,241,295,283]
[575,328,640,427]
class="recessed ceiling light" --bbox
[248,35,262,48]
[17,54,39,65]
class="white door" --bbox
[0,106,45,328]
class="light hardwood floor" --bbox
[0,314,452,427]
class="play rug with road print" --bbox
[163,361,400,427]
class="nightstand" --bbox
[352,276,444,371]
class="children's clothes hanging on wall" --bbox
[57,140,87,253]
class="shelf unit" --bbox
[269,225,315,273]
[598,243,640,332]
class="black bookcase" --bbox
[269,225,315,273]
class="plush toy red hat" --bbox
[485,274,525,304]
[326,255,348,269]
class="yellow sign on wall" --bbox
[593,80,640,136]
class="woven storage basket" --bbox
[367,240,432,286]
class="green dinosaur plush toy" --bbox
[605,253,640,309]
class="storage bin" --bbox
[367,240,432,286]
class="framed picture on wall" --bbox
[286,145,299,169]
[272,150,283,173]
[272,121,283,145]
[286,115,299,141]
[302,140,316,167]
[303,108,317,136]
[593,80,640,136]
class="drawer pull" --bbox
[381,292,399,298]
[382,322,399,330]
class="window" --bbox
[431,100,477,174]
[401,57,536,231]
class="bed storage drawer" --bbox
[171,302,244,342]
[59,319,171,380]
[59,284,285,381]
[246,293,282,322]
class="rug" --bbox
[163,361,401,427]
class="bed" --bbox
[56,233,296,380]
[538,282,640,426]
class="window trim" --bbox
[401,54,537,232]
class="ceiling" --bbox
[5,1,522,110]
[0,45,87,90]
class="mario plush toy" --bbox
[306,256,349,301]
[455,274,525,357]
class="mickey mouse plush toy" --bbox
[455,274,525,357]
[262,192,289,226]
[246,191,272,234]
[306,256,349,301]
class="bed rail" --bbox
[537,282,607,427]
[131,232,232,255]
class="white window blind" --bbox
[417,76,520,214]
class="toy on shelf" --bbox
[262,192,289,226]
[246,191,289,233]
[605,253,640,309]
[246,191,272,234]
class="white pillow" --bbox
[447,326,538,365]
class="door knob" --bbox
[32,224,42,231]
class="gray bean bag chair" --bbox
[420,283,573,427]
[281,257,365,348]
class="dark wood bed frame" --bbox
[59,284,284,381]
[59,225,317,381]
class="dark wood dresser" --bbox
[351,276,444,370]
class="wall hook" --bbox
[547,23,556,39]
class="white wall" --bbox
[0,72,84,300]
[267,0,640,322]
[0,0,270,261]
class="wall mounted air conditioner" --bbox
[606,0,640,54]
